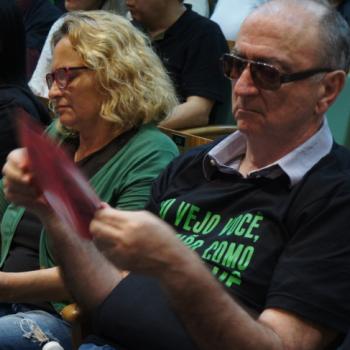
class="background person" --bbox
[0,11,178,350]
[29,0,127,98]
[128,0,232,129]
[0,0,51,172]
[16,0,62,78]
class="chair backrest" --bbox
[158,126,212,153]
[182,125,237,140]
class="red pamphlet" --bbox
[17,110,101,240]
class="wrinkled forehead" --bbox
[235,7,322,68]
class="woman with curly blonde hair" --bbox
[0,11,178,350]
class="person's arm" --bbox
[89,208,338,350]
[160,96,214,130]
[0,267,70,302]
[2,148,125,311]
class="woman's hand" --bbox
[2,148,51,218]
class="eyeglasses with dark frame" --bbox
[46,66,90,90]
[221,53,334,91]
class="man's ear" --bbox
[315,70,347,115]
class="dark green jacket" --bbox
[0,122,178,312]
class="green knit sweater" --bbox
[0,122,178,312]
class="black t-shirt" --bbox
[148,6,232,125]
[91,141,350,349]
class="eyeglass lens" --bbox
[46,68,68,89]
[222,54,282,90]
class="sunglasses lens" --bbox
[251,63,281,90]
[222,54,246,80]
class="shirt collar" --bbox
[203,118,333,186]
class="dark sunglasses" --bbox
[46,66,90,90]
[221,53,334,91]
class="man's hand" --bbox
[90,207,193,276]
[2,148,51,218]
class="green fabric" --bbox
[327,75,350,148]
[0,122,178,313]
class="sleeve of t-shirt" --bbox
[90,273,198,350]
[181,24,229,103]
[265,180,350,333]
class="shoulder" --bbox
[0,85,44,120]
[289,143,350,216]
[179,8,226,40]
[305,143,350,187]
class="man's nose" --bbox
[233,64,259,96]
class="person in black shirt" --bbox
[16,0,62,78]
[128,0,232,129]
[3,0,350,350]
[0,0,51,172]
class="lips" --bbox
[56,105,70,112]
[234,107,261,116]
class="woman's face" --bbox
[48,37,103,133]
[65,0,103,11]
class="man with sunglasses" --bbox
[3,0,350,349]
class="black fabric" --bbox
[145,5,232,125]
[147,142,350,333]
[73,128,139,179]
[2,211,55,313]
[17,0,62,77]
[90,141,350,348]
[21,0,61,51]
[91,274,198,350]
[0,84,51,171]
[3,211,42,273]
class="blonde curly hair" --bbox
[52,11,178,129]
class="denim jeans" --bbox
[79,344,117,350]
[0,303,72,350]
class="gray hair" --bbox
[253,0,350,72]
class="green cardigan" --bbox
[0,122,178,312]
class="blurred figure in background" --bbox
[128,0,232,129]
[0,10,178,350]
[211,0,265,40]
[17,0,62,78]
[29,0,127,98]
[0,0,51,171]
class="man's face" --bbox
[232,11,324,140]
[125,0,167,25]
[65,0,103,11]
